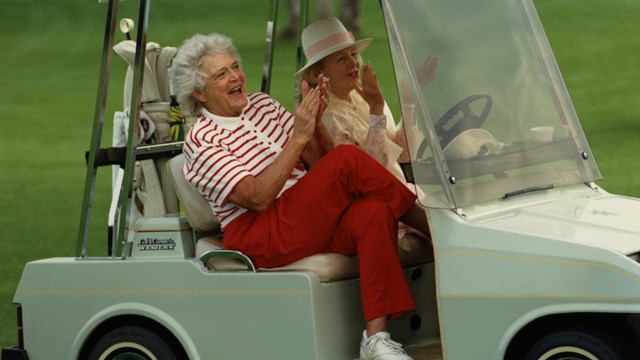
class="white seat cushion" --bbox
[166,154,220,232]
[195,235,432,282]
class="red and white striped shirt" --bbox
[183,92,307,229]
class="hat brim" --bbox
[295,38,373,77]
[443,129,501,160]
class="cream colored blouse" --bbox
[322,90,408,182]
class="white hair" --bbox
[171,33,241,116]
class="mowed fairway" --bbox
[1,0,638,349]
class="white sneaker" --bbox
[360,331,413,360]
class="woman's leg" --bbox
[365,316,388,337]
[224,145,417,268]
[327,198,416,321]
[400,203,431,240]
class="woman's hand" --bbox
[356,63,385,115]
[297,77,334,167]
[312,74,330,124]
[416,54,439,88]
[401,53,439,103]
[293,81,323,144]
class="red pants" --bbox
[224,145,417,321]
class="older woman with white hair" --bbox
[171,34,238,117]
[172,32,430,360]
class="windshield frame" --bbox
[381,0,601,209]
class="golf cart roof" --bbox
[381,0,601,209]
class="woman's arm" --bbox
[300,76,334,168]
[361,114,390,165]
[227,87,323,212]
[395,55,439,162]
[356,63,392,165]
[301,121,334,168]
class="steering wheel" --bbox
[416,93,492,158]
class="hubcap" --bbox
[538,346,599,360]
[98,342,158,360]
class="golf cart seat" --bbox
[166,154,432,282]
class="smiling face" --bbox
[320,46,361,100]
[193,52,248,117]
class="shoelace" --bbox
[367,334,406,354]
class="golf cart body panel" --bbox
[471,190,640,254]
[13,259,362,360]
[4,0,640,359]
[427,186,640,358]
[14,257,437,359]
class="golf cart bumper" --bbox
[1,347,28,360]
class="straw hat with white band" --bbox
[296,17,372,76]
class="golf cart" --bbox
[4,0,640,359]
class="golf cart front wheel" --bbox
[523,330,627,360]
[87,325,181,360]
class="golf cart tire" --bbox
[86,325,183,360]
[523,329,628,360]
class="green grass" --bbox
[536,0,640,195]
[1,0,639,348]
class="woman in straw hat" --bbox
[297,17,439,360]
[298,17,438,185]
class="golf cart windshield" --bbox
[382,0,601,209]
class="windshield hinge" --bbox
[453,208,466,219]
[585,181,599,192]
